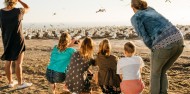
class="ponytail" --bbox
[131,0,148,10]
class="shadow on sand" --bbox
[0,85,29,93]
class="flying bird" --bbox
[165,0,171,3]
[96,8,106,13]
[53,13,56,16]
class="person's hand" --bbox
[70,39,76,45]
[68,39,80,47]
[17,0,30,13]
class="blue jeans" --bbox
[150,40,184,94]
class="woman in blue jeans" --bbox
[130,0,184,94]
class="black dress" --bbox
[65,52,94,93]
[0,8,25,61]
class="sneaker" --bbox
[8,80,18,88]
[17,82,32,89]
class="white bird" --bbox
[111,33,117,39]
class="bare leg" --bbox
[49,83,56,94]
[53,83,56,94]
[5,61,13,84]
[63,83,69,91]
[15,52,24,85]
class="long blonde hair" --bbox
[79,37,94,60]
[4,0,17,8]
[131,0,148,10]
[98,38,111,57]
[57,33,71,52]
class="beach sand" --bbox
[0,39,190,94]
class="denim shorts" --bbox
[46,68,66,84]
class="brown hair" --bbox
[124,42,136,54]
[98,38,111,57]
[79,37,94,60]
[57,33,71,52]
[131,0,148,10]
[4,0,17,8]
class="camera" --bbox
[74,40,80,44]
[73,36,81,44]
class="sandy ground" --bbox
[0,39,190,94]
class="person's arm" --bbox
[117,59,123,80]
[140,67,143,74]
[18,0,30,13]
[131,16,152,49]
[119,74,123,81]
[68,39,80,48]
[94,72,98,84]
[68,39,76,47]
[139,56,144,79]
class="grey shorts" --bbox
[46,68,66,84]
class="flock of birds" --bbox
[165,0,171,3]
[51,0,172,15]
[52,8,107,15]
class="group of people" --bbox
[46,33,145,94]
[0,0,184,94]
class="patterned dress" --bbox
[65,52,94,93]
[0,8,25,61]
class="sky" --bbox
[1,0,190,26]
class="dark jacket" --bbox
[95,54,121,87]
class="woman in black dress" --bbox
[65,37,95,94]
[0,0,32,89]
